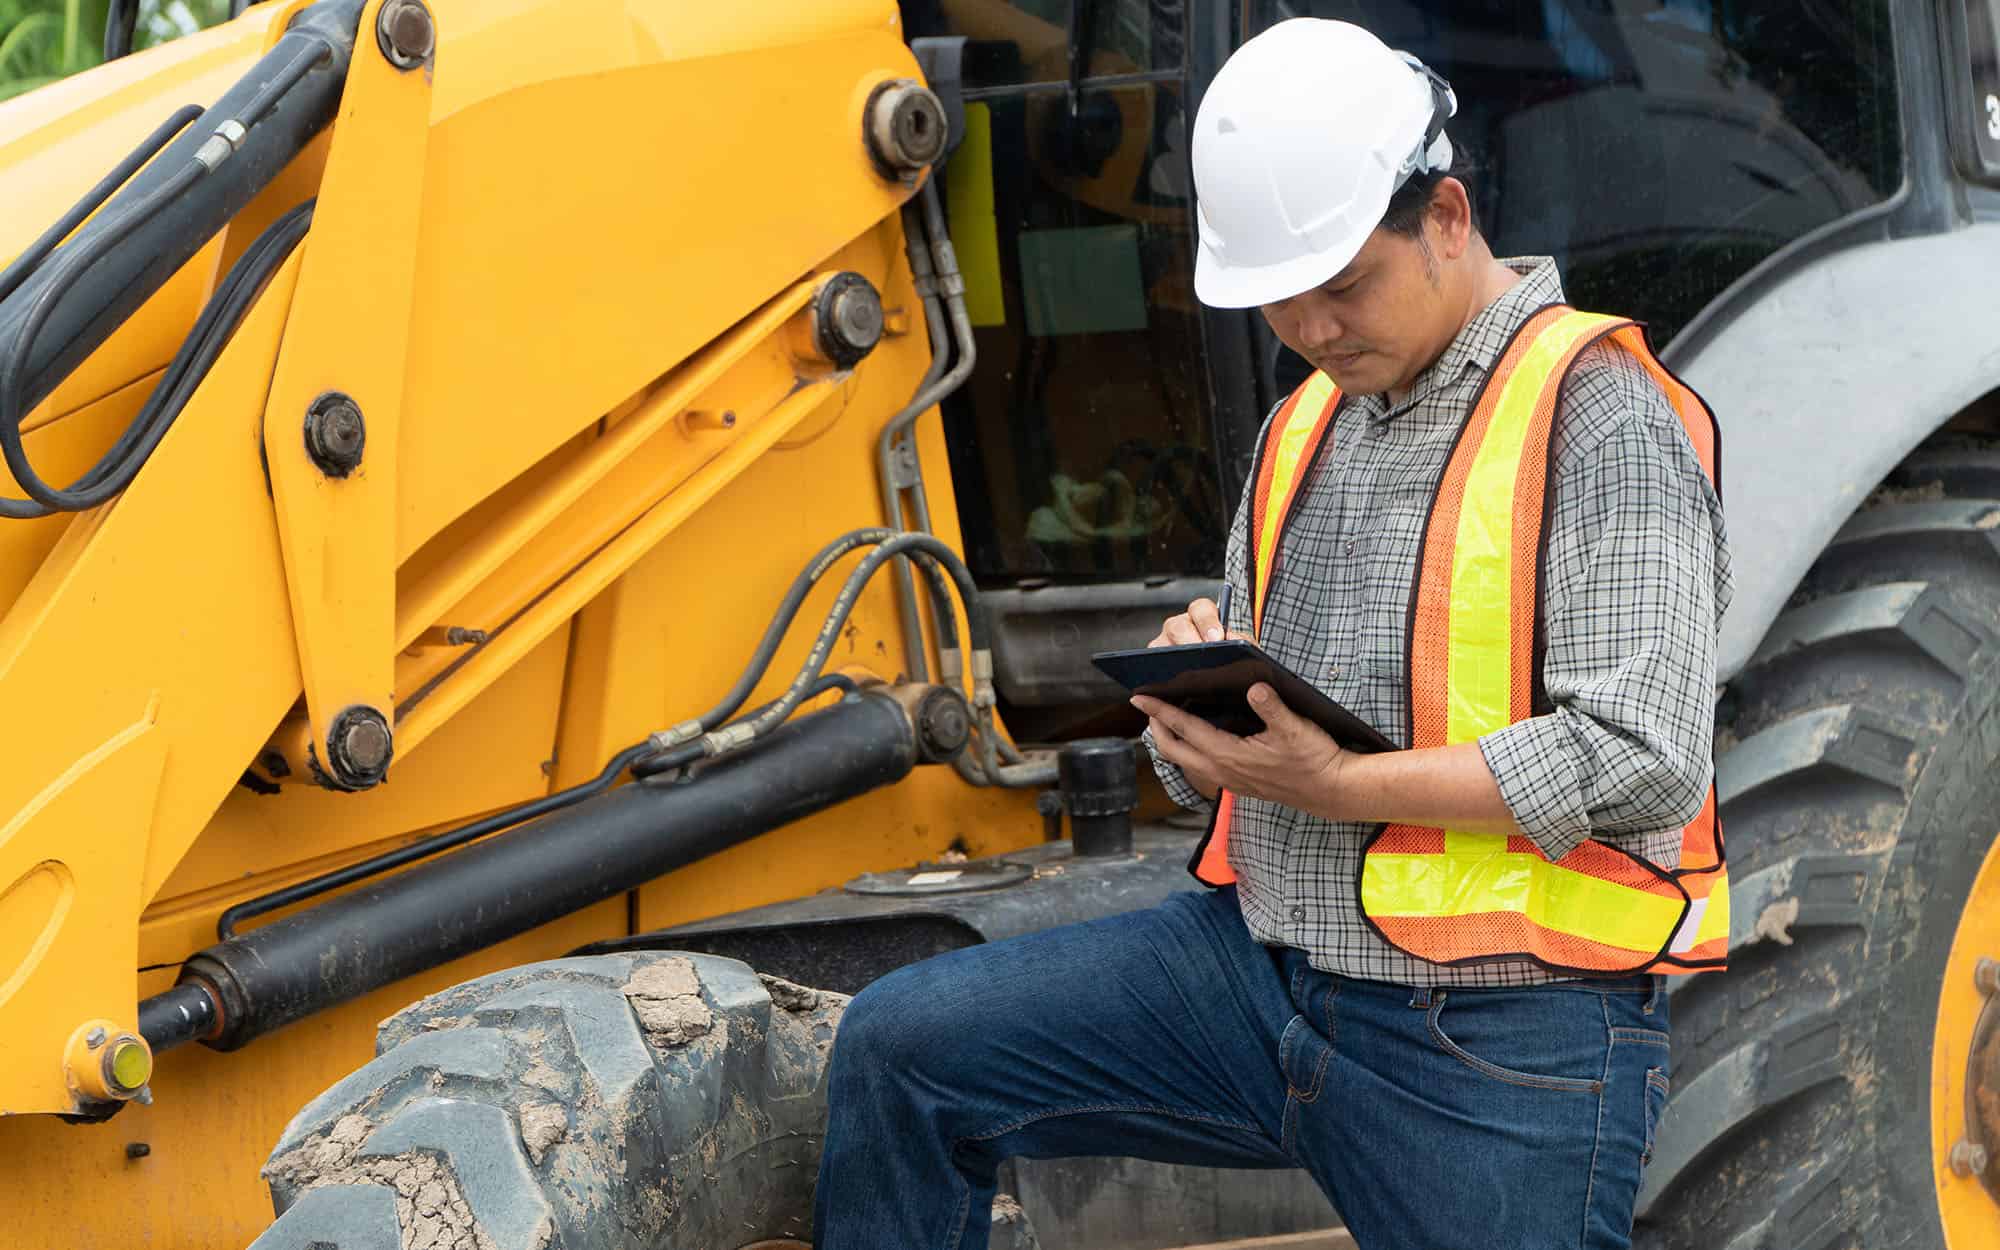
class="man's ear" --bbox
[1429,177,1475,262]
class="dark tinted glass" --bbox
[1251,0,1901,343]
[936,78,1228,581]
[903,0,1187,90]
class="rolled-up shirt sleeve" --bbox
[1477,351,1732,863]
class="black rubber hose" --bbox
[216,735,653,941]
[103,0,140,61]
[166,689,921,1051]
[0,38,332,515]
[727,531,988,748]
[0,201,313,518]
[0,0,363,514]
[0,107,201,309]
[630,672,855,781]
[673,529,961,741]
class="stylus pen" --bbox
[1215,582,1233,635]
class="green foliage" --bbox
[0,0,231,102]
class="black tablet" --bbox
[1093,640,1400,754]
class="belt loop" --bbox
[1644,975,1661,1016]
[1409,986,1433,1010]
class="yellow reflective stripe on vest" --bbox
[1362,830,1685,957]
[1253,372,1339,637]
[1444,312,1627,745]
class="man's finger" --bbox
[1148,718,1192,767]
[1246,682,1306,735]
[1132,695,1237,757]
[1155,613,1204,646]
[1187,597,1224,642]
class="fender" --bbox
[1672,221,2000,680]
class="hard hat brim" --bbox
[1193,225,1372,310]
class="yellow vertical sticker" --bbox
[945,103,1006,328]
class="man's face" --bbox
[1258,226,1457,398]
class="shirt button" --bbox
[1289,905,1308,922]
[1344,541,1357,557]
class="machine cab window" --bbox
[903,0,1226,585]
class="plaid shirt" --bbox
[1150,258,1733,986]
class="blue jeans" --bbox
[814,886,1670,1249]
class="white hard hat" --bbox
[1192,19,1457,309]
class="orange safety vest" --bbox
[1189,305,1729,977]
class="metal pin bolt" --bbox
[865,79,948,178]
[304,392,366,477]
[1951,1139,1990,1177]
[340,719,391,773]
[811,272,884,368]
[103,1038,152,1094]
[325,706,394,790]
[84,1026,107,1049]
[377,0,435,70]
[1976,957,2000,997]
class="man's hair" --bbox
[1378,149,1481,240]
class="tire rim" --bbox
[1935,829,2000,1247]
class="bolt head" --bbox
[812,274,883,368]
[341,719,392,774]
[1951,1138,1991,1177]
[1977,957,2000,997]
[866,80,948,176]
[304,393,366,477]
[919,692,971,756]
[377,0,435,69]
[104,1038,151,1094]
[325,707,394,789]
[84,1026,106,1049]
[832,287,884,352]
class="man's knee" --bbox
[828,959,971,1091]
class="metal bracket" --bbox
[260,0,434,789]
[909,36,968,157]
[888,439,923,489]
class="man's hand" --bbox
[1149,597,1250,647]
[1135,682,1348,815]
[1146,597,1252,798]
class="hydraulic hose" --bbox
[879,201,954,681]
[646,527,966,751]
[699,531,989,758]
[0,201,314,521]
[0,0,364,518]
[876,180,982,682]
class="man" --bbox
[814,18,1731,1249]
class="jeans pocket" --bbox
[1278,1013,1332,1103]
[1642,1068,1671,1166]
[1425,991,1604,1093]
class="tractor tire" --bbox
[247,952,844,1250]
[1634,433,2000,1249]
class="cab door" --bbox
[903,0,1263,739]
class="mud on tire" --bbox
[247,953,844,1250]
[1634,434,2000,1249]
